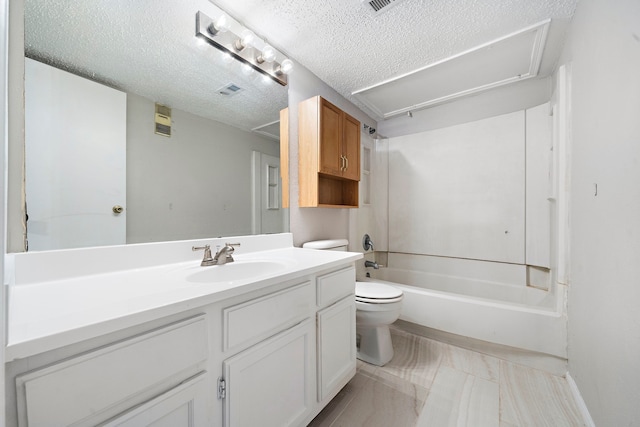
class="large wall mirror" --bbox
[15,0,289,252]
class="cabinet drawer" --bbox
[16,315,207,427]
[223,281,314,353]
[103,372,208,427]
[316,267,355,308]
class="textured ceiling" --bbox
[25,0,288,134]
[25,0,578,128]
[213,0,578,120]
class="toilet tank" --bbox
[302,239,349,251]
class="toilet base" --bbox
[356,324,394,366]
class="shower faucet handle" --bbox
[362,234,375,252]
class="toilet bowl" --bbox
[355,281,403,366]
[302,239,403,366]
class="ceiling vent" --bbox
[216,83,244,97]
[361,0,407,15]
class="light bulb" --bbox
[257,45,277,63]
[278,58,294,75]
[208,14,229,35]
[235,29,255,50]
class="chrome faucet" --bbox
[364,260,379,269]
[192,243,240,266]
[212,243,240,265]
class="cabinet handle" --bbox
[344,156,348,170]
[339,155,345,171]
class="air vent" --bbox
[217,83,244,97]
[155,103,171,137]
[361,0,406,15]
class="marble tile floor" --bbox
[308,326,585,427]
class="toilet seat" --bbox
[356,282,403,304]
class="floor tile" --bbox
[500,361,585,426]
[439,342,500,382]
[417,366,499,427]
[311,327,585,427]
[369,327,442,389]
[330,370,426,427]
[308,373,372,427]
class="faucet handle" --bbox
[192,245,215,266]
[362,234,374,252]
[224,243,240,255]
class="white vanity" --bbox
[4,233,362,427]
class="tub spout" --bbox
[365,260,379,269]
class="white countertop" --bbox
[5,234,362,361]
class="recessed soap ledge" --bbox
[5,232,363,361]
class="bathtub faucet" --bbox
[364,260,379,269]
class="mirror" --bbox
[18,0,289,251]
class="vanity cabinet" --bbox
[13,316,208,427]
[217,267,356,427]
[7,263,357,427]
[298,96,361,208]
[219,280,316,427]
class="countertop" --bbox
[5,234,362,361]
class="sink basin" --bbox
[186,260,290,284]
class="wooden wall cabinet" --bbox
[298,96,361,208]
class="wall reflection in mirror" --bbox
[20,0,289,252]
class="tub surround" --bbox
[5,233,362,361]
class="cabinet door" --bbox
[342,113,361,181]
[15,315,207,427]
[318,98,344,177]
[103,373,208,427]
[317,295,356,401]
[223,319,315,427]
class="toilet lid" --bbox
[355,281,403,301]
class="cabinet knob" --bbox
[112,205,124,214]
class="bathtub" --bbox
[366,254,568,359]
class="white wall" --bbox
[126,94,279,243]
[1,0,8,423]
[287,63,377,248]
[377,76,551,138]
[559,0,640,424]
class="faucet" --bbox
[212,243,240,265]
[192,243,240,266]
[364,260,379,269]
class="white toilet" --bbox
[302,239,404,366]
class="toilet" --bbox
[302,239,404,366]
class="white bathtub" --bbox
[367,255,568,359]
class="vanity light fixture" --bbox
[196,10,293,86]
